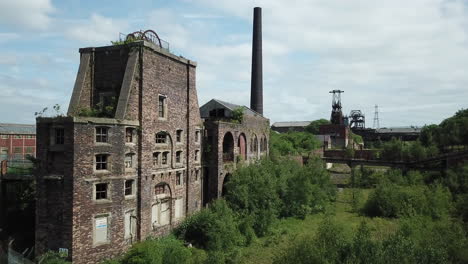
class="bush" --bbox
[119,236,191,264]
[363,182,452,219]
[174,199,244,251]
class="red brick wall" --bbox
[0,134,36,160]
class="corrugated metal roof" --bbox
[271,121,311,127]
[0,123,36,135]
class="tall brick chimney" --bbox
[250,7,263,115]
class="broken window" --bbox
[95,183,108,200]
[176,151,182,163]
[125,180,135,196]
[96,127,108,143]
[162,152,169,165]
[125,153,134,169]
[94,215,109,245]
[96,154,108,170]
[0,135,8,139]
[158,95,166,118]
[55,128,64,144]
[176,130,183,143]
[155,132,167,144]
[126,128,135,143]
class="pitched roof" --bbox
[271,121,311,127]
[200,99,262,118]
[0,123,36,135]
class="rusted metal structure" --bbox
[349,110,365,129]
[119,30,170,50]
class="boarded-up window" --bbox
[160,200,170,225]
[151,200,171,228]
[94,216,109,244]
[124,210,136,239]
[175,198,184,219]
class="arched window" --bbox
[222,132,234,162]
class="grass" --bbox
[238,189,398,264]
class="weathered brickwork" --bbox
[36,40,268,264]
[203,114,270,203]
[36,41,202,264]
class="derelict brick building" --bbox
[35,8,268,264]
[35,39,203,263]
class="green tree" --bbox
[304,119,330,134]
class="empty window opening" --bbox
[55,128,64,144]
[96,127,108,143]
[155,132,167,144]
[158,95,166,118]
[162,152,169,165]
[195,130,200,143]
[95,183,108,200]
[195,150,200,162]
[176,171,183,186]
[126,128,135,143]
[153,152,160,166]
[222,132,234,162]
[96,154,108,170]
[125,180,135,196]
[176,151,182,163]
[176,130,183,143]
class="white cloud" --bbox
[66,14,129,45]
[194,0,468,125]
[0,0,55,30]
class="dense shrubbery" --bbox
[274,217,468,264]
[174,199,244,251]
[99,236,206,264]
[363,182,452,219]
[176,158,336,251]
[269,130,321,156]
[304,119,330,134]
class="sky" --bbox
[1,0,467,127]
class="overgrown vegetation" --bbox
[231,107,244,124]
[74,97,117,118]
[304,119,330,134]
[269,130,321,156]
[274,216,467,264]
